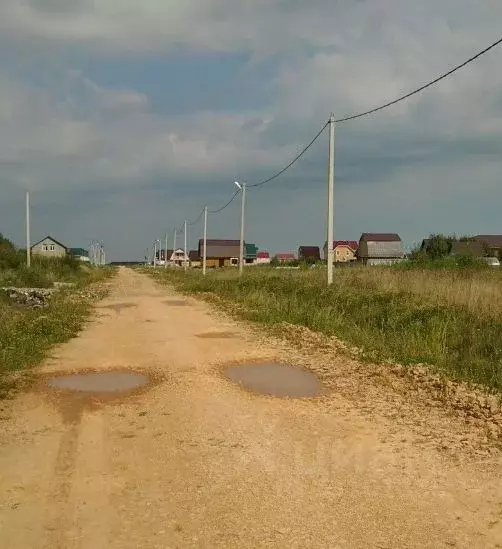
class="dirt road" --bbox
[1,268,502,548]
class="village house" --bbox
[198,239,240,268]
[158,249,189,266]
[31,236,68,258]
[323,240,359,263]
[256,251,271,264]
[273,252,296,263]
[474,235,502,259]
[189,250,201,268]
[298,246,321,262]
[245,243,258,264]
[358,233,404,266]
[68,248,90,262]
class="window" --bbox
[42,245,48,251]
[231,258,238,266]
[50,245,55,251]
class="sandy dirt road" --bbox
[1,268,502,548]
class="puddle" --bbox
[226,363,321,398]
[102,303,136,312]
[48,371,149,394]
[164,300,188,306]
[197,331,237,339]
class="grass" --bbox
[149,265,502,392]
[0,266,115,398]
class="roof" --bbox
[189,250,200,261]
[298,246,321,258]
[69,248,89,257]
[474,235,502,248]
[257,251,270,258]
[275,253,295,259]
[333,240,358,251]
[451,241,483,257]
[245,243,258,257]
[360,233,401,242]
[199,239,240,258]
[31,235,67,250]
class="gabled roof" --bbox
[257,251,270,258]
[360,233,401,242]
[299,246,321,258]
[333,240,358,251]
[69,248,89,257]
[203,239,240,246]
[189,250,200,261]
[31,235,67,250]
[474,235,502,248]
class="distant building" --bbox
[189,250,201,268]
[474,235,502,259]
[450,241,484,257]
[68,248,90,262]
[245,243,258,264]
[298,246,321,262]
[324,240,358,263]
[31,236,67,258]
[256,251,271,264]
[358,233,404,266]
[199,239,240,268]
[274,252,296,263]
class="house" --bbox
[31,236,67,258]
[450,241,484,258]
[273,252,295,263]
[298,246,321,262]
[68,248,90,262]
[474,235,502,259]
[198,239,240,268]
[245,243,258,264]
[189,250,201,268]
[358,233,404,266]
[324,240,358,263]
[256,251,271,264]
[160,248,189,266]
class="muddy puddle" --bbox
[226,363,322,398]
[48,371,149,394]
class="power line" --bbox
[335,35,502,123]
[208,189,240,214]
[187,208,205,226]
[248,121,329,188]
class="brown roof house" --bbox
[298,246,321,263]
[474,235,502,259]
[450,240,484,258]
[198,239,241,268]
[189,250,201,268]
[324,240,359,263]
[358,233,404,266]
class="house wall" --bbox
[359,240,403,259]
[335,246,356,262]
[256,257,271,264]
[364,258,405,266]
[205,257,239,268]
[32,238,67,258]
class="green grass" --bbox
[150,266,502,392]
[0,267,115,398]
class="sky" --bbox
[0,1,501,260]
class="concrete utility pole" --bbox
[235,181,246,276]
[173,229,177,266]
[164,232,168,269]
[26,191,31,268]
[202,206,208,276]
[327,113,335,286]
[184,220,187,271]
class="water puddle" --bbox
[164,300,188,306]
[48,371,149,394]
[102,303,136,313]
[197,331,237,339]
[226,363,321,398]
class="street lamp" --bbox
[235,181,246,275]
[153,239,160,268]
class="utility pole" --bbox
[184,220,187,271]
[164,232,168,269]
[327,113,335,286]
[173,229,177,266]
[26,191,31,268]
[236,182,246,276]
[153,240,157,268]
[202,206,208,276]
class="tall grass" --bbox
[152,266,502,391]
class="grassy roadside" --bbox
[149,266,502,392]
[0,267,115,398]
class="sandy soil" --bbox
[1,267,501,548]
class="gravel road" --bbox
[1,267,501,548]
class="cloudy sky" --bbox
[1,1,501,260]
